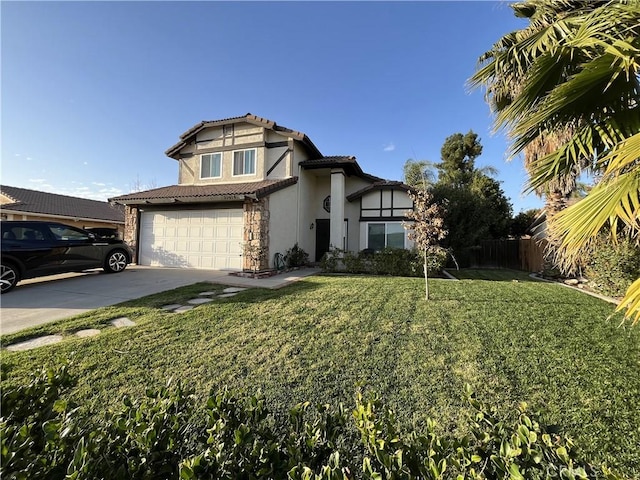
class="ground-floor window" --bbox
[367,222,405,250]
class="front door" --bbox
[315,219,330,262]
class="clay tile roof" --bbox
[299,156,385,183]
[298,156,357,166]
[109,178,298,205]
[0,185,125,223]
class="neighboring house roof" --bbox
[0,185,125,223]
[346,181,413,202]
[165,113,323,159]
[109,178,298,205]
[299,156,384,182]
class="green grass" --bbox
[2,271,639,475]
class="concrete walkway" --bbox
[0,266,320,335]
[210,268,321,290]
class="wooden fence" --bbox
[465,238,547,272]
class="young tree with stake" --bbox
[404,190,447,300]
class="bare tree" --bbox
[129,174,158,193]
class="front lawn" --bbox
[2,272,639,475]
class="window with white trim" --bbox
[233,149,256,176]
[367,222,406,250]
[200,153,222,179]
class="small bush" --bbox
[371,247,417,276]
[0,365,78,479]
[321,248,446,277]
[585,235,640,297]
[285,243,310,268]
[2,365,622,479]
[320,248,343,272]
[343,249,367,273]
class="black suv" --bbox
[1,221,134,293]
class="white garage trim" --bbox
[139,208,243,270]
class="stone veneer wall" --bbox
[242,198,270,271]
[124,206,139,263]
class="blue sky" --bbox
[2,1,541,213]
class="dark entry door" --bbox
[315,219,330,262]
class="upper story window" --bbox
[201,153,222,179]
[233,149,256,176]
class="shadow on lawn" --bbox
[0,280,321,348]
[447,268,540,282]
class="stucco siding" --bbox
[296,169,315,257]
[268,185,298,266]
[178,123,266,185]
[292,143,313,166]
[179,146,266,185]
[265,146,290,179]
[298,174,372,254]
[194,124,263,148]
[344,177,371,251]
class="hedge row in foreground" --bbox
[1,365,623,480]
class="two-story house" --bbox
[110,114,413,271]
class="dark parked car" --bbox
[1,221,134,293]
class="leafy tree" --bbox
[470,0,640,323]
[404,189,447,300]
[437,131,483,187]
[470,173,512,238]
[511,209,541,238]
[409,131,513,254]
[431,184,488,252]
[402,159,436,189]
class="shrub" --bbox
[585,235,640,297]
[0,365,78,479]
[285,243,310,268]
[2,365,622,479]
[320,248,343,272]
[371,247,417,276]
[2,365,627,479]
[343,249,367,273]
[321,248,446,278]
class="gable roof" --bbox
[165,113,323,159]
[346,181,413,202]
[1,185,125,223]
[299,156,384,182]
[109,178,298,205]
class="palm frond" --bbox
[599,131,640,175]
[549,170,640,262]
[616,277,640,326]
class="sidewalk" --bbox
[209,268,322,289]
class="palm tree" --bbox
[470,1,594,273]
[403,159,437,190]
[469,0,640,323]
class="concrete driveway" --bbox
[0,266,229,335]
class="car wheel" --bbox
[1,262,20,293]
[104,250,128,273]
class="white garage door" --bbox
[139,209,243,270]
